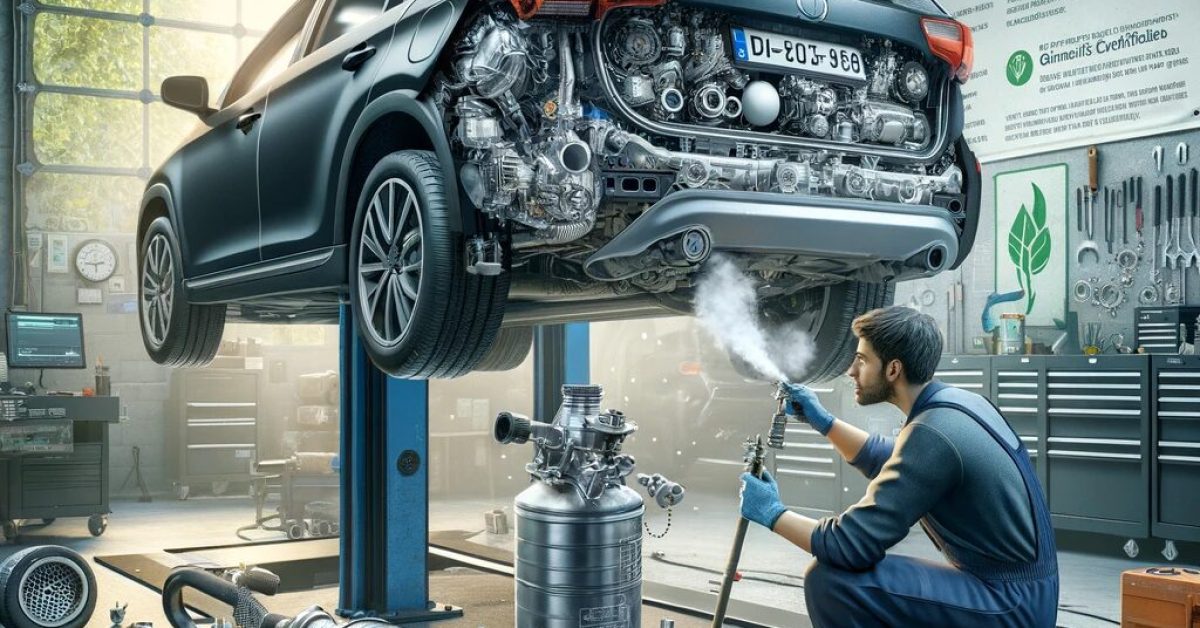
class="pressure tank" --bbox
[514,481,644,627]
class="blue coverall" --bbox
[804,382,1059,627]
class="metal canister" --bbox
[514,481,644,627]
[997,313,1026,355]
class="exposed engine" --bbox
[434,3,964,287]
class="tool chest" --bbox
[1151,356,1200,543]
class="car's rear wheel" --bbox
[732,280,895,384]
[350,150,508,378]
[138,217,226,367]
[474,326,533,371]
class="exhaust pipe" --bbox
[907,244,948,273]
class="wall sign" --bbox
[940,0,1200,162]
[994,164,1068,326]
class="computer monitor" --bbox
[5,312,86,369]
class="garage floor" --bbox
[0,492,1191,628]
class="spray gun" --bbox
[768,380,798,449]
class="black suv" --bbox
[138,0,978,381]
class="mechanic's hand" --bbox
[739,470,788,530]
[778,382,836,435]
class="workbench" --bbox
[0,394,120,540]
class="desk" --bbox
[0,395,119,540]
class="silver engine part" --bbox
[437,6,963,249]
[494,384,685,628]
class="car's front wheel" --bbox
[138,216,226,367]
[350,150,508,378]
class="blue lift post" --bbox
[336,305,588,622]
[336,306,462,623]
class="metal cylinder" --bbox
[514,482,644,627]
[996,313,1026,355]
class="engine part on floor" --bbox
[494,384,685,627]
[0,545,98,628]
[162,567,275,628]
[711,435,766,628]
[237,456,340,541]
[110,601,127,627]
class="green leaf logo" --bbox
[1007,50,1033,86]
[1007,183,1051,315]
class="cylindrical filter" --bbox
[514,482,644,627]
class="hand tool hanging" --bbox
[1123,179,1129,245]
[1155,184,1163,303]
[712,435,766,627]
[1105,187,1113,255]
[1136,177,1144,245]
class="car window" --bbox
[309,0,388,53]
[222,0,315,106]
[247,32,302,95]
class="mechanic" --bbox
[740,305,1059,627]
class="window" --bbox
[309,0,387,53]
[222,0,315,106]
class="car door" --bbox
[255,0,395,262]
[176,1,313,277]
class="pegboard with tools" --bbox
[1068,131,1200,354]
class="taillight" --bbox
[679,361,703,376]
[509,0,666,20]
[921,17,974,83]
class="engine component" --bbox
[455,98,502,148]
[0,545,98,628]
[456,15,528,100]
[612,17,661,67]
[694,83,728,120]
[896,61,930,103]
[742,80,781,127]
[623,74,656,107]
[660,88,685,114]
[859,101,928,146]
[494,385,685,628]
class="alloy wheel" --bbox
[357,177,423,348]
[141,233,175,350]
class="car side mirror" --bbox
[162,76,215,118]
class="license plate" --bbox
[731,26,867,84]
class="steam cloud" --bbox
[694,256,816,383]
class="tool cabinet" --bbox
[1151,356,1200,543]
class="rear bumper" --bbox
[583,189,960,282]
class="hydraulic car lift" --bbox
[336,306,589,622]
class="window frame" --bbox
[222,0,319,108]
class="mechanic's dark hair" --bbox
[851,305,942,384]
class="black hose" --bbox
[162,568,241,628]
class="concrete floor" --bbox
[0,492,1192,627]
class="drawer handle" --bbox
[187,444,256,450]
[1158,441,1200,449]
[1048,408,1140,416]
[775,455,835,466]
[1158,455,1200,464]
[1047,450,1141,461]
[775,469,837,479]
[1047,437,1140,446]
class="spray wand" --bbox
[768,380,799,450]
[711,434,767,627]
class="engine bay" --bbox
[432,2,966,293]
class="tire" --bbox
[138,216,226,367]
[474,327,533,371]
[732,281,895,384]
[349,150,508,378]
[0,545,97,628]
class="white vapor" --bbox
[694,256,815,383]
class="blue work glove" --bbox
[740,470,788,530]
[778,382,836,436]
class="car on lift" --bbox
[138,0,979,381]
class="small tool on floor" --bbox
[109,602,127,628]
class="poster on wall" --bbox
[995,164,1068,326]
[940,0,1199,162]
